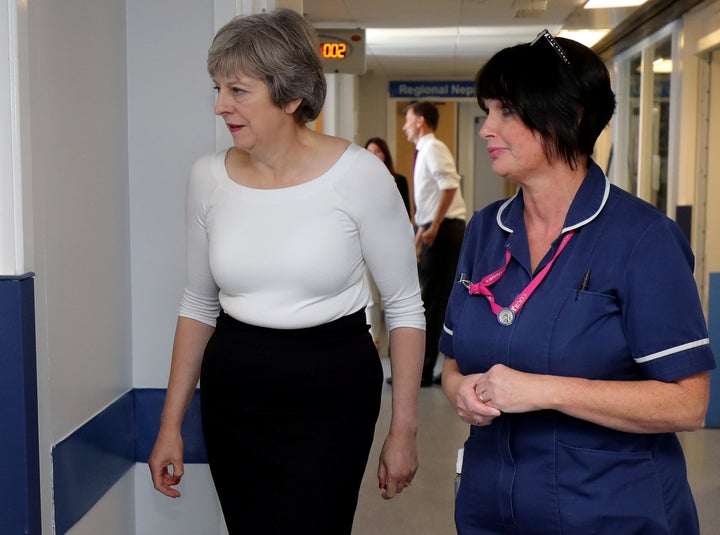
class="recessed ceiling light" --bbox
[634,58,673,73]
[558,29,610,47]
[584,0,648,8]
[652,58,673,73]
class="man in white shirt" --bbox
[403,101,466,387]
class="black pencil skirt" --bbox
[200,309,383,535]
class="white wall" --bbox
[357,70,390,145]
[67,472,135,535]
[24,0,133,532]
[59,0,229,530]
[133,465,226,535]
[126,0,221,533]
[127,0,216,388]
[0,0,24,275]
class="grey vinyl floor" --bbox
[352,356,720,535]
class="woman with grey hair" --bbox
[148,8,425,534]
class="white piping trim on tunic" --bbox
[496,194,518,233]
[443,324,454,336]
[634,338,710,364]
[562,176,611,233]
[495,175,611,235]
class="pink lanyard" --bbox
[461,231,575,326]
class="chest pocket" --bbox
[550,290,635,380]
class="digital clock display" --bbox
[317,29,366,74]
[321,42,348,59]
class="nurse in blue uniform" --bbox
[440,30,716,535]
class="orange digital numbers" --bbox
[321,42,348,59]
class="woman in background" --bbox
[365,136,411,217]
[148,9,425,534]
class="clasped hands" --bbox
[453,363,542,426]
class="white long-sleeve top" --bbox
[178,143,425,332]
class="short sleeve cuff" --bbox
[178,289,221,327]
[636,341,716,382]
[437,178,461,190]
[439,324,455,359]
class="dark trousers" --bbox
[418,218,465,382]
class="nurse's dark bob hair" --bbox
[474,35,616,170]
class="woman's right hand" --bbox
[414,228,424,262]
[148,428,185,498]
[148,317,215,498]
[442,357,501,427]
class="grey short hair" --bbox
[208,8,327,125]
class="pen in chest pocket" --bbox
[575,270,591,301]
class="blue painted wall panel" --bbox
[0,274,41,534]
[52,388,207,533]
[53,391,135,534]
[706,273,720,428]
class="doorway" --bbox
[393,100,458,219]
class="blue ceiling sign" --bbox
[389,81,475,99]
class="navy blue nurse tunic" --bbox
[439,161,716,534]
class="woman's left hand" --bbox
[377,430,418,499]
[442,357,502,426]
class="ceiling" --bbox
[303,0,647,79]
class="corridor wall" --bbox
[126,0,221,532]
[13,0,218,532]
[22,0,134,533]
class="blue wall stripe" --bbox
[706,272,720,427]
[0,274,41,535]
[52,389,207,533]
[134,388,207,463]
[53,391,135,534]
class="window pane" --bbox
[628,52,641,196]
[650,36,671,212]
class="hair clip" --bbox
[531,29,570,65]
